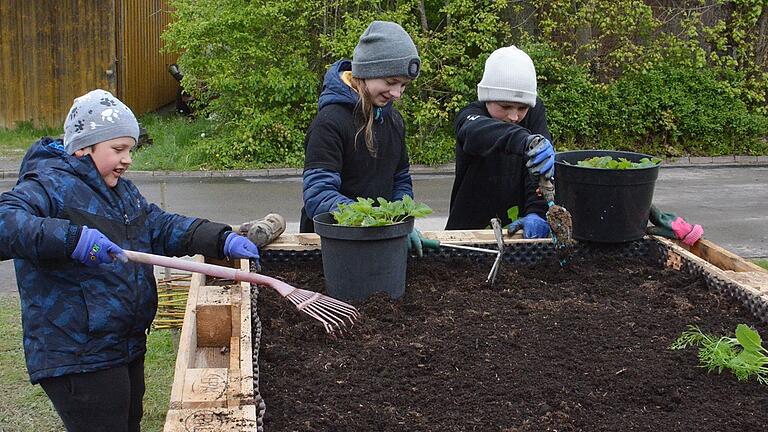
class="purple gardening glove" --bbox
[71,226,125,266]
[224,232,260,262]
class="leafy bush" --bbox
[163,0,768,168]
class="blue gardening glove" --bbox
[407,229,440,258]
[508,214,551,239]
[525,135,555,180]
[224,232,260,261]
[71,226,125,266]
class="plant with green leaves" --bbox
[569,156,661,169]
[162,0,768,169]
[331,196,432,227]
[671,324,768,385]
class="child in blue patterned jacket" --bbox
[0,89,259,431]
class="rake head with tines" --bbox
[122,250,359,335]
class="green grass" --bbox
[753,259,768,271]
[0,294,176,431]
[0,113,213,172]
[130,112,214,171]
[0,122,61,158]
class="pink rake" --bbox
[123,250,359,334]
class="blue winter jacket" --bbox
[0,138,229,383]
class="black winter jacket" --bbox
[446,99,551,229]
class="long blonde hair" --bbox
[349,77,378,157]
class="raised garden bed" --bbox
[162,233,768,431]
[256,242,768,431]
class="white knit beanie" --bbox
[477,46,537,107]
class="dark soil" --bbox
[256,254,768,431]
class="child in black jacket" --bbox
[447,46,555,236]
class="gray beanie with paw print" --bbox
[63,89,140,154]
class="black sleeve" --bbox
[522,170,548,218]
[304,107,349,172]
[520,98,552,217]
[179,219,232,259]
[454,102,534,157]
[522,98,552,141]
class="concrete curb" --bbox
[1,158,767,181]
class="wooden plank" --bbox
[656,237,768,294]
[237,259,256,406]
[227,336,241,409]
[196,287,232,348]
[723,271,768,295]
[192,347,230,369]
[681,239,767,273]
[181,368,229,409]
[263,229,533,251]
[169,257,206,409]
[164,406,258,432]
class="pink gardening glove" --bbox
[670,217,704,246]
[647,205,703,246]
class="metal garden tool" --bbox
[485,218,505,285]
[521,136,575,266]
[434,218,505,285]
[122,250,359,334]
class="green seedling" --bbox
[332,196,433,227]
[567,156,661,169]
[670,324,768,385]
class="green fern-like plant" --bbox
[671,324,768,385]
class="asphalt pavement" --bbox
[1,163,767,294]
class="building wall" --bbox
[118,0,177,116]
[0,0,177,129]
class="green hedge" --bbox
[164,0,767,168]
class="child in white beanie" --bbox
[0,89,260,431]
[446,46,555,237]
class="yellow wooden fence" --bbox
[0,0,177,129]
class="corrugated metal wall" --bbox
[0,0,116,128]
[117,0,177,116]
[0,0,177,129]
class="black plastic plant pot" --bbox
[313,212,415,302]
[554,150,660,243]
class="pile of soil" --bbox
[256,254,767,431]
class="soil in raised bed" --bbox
[255,253,768,431]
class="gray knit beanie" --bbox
[351,21,420,80]
[63,89,140,154]
[477,46,537,107]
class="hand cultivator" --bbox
[122,250,359,334]
[437,218,506,285]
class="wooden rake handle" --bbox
[122,250,296,297]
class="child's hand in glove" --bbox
[646,205,703,246]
